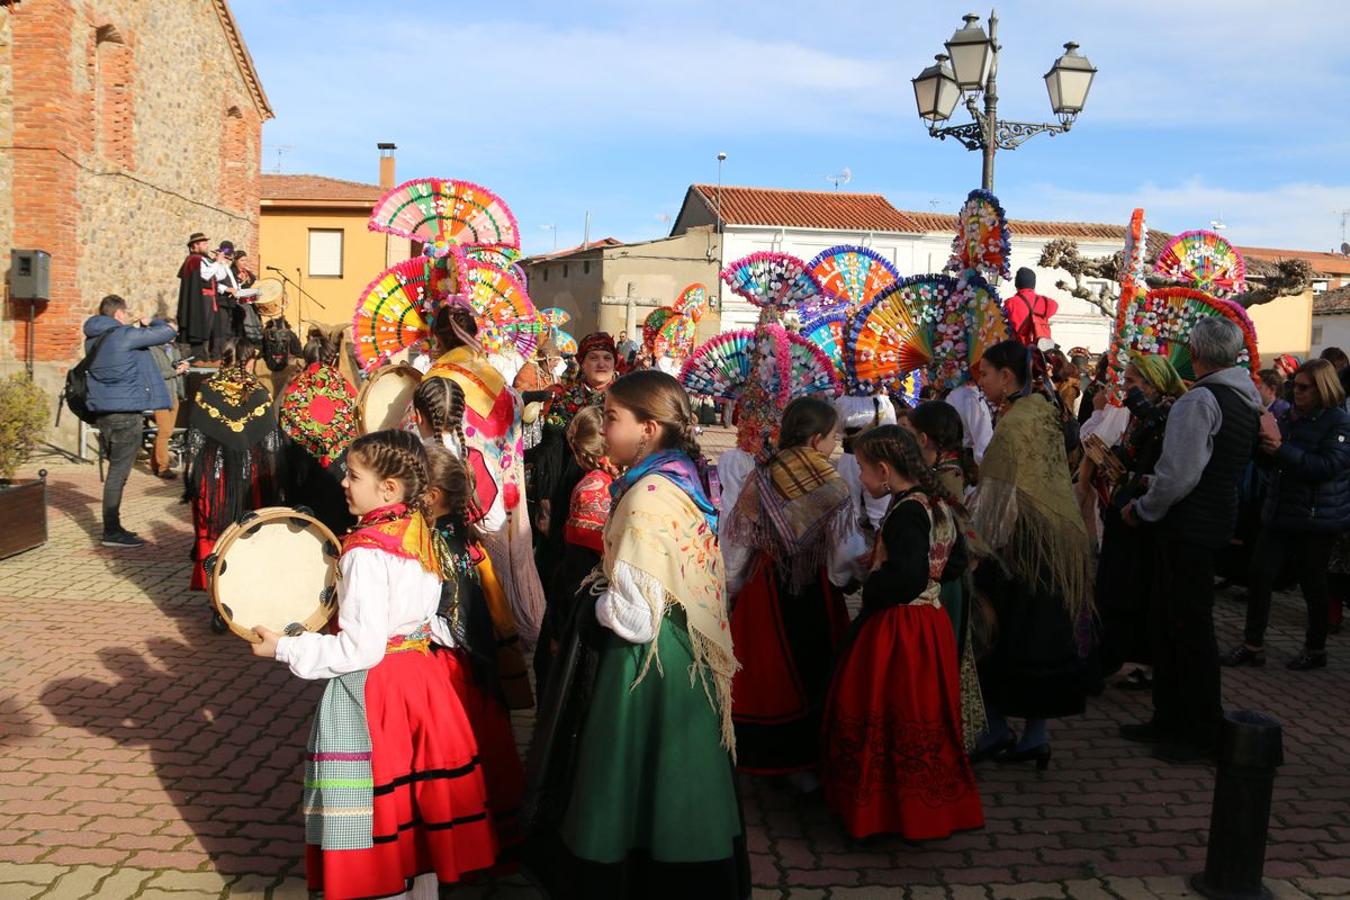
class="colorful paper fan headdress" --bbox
[642,306,677,352]
[679,327,840,403]
[947,189,1012,282]
[353,256,463,371]
[673,283,710,322]
[369,178,520,252]
[1153,230,1247,299]
[653,313,697,359]
[807,245,901,309]
[799,311,848,385]
[721,252,841,318]
[1108,286,1260,386]
[460,261,541,358]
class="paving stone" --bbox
[88,868,156,898]
[147,869,232,892]
[39,866,112,900]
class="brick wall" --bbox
[0,0,268,441]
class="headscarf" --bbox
[1129,353,1187,399]
[611,449,717,533]
[278,362,358,467]
[577,331,616,363]
[723,445,853,591]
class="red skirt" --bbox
[821,602,984,841]
[731,556,848,774]
[307,648,497,900]
[436,646,526,847]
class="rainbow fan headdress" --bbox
[1153,230,1247,299]
[353,256,461,371]
[807,245,901,310]
[947,189,1012,282]
[721,252,842,318]
[1109,286,1260,386]
[679,327,840,403]
[459,261,541,358]
[369,178,520,251]
[673,283,710,322]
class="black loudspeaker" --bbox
[9,249,51,301]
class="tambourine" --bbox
[251,278,286,316]
[356,363,422,435]
[206,507,340,643]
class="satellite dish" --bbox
[1341,241,1350,256]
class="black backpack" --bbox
[61,330,114,425]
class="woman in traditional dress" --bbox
[535,333,618,586]
[413,375,534,712]
[1091,355,1185,689]
[969,340,1093,768]
[250,429,496,900]
[185,339,284,624]
[528,370,748,900]
[277,329,358,536]
[721,397,853,786]
[425,302,546,644]
[820,424,983,840]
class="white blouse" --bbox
[596,559,665,645]
[275,548,444,680]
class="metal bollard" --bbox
[1190,710,1284,900]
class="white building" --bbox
[670,184,1123,351]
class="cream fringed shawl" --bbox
[601,474,739,754]
[970,393,1093,618]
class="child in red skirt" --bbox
[251,429,496,899]
[821,424,984,841]
[424,441,527,851]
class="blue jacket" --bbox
[82,316,177,413]
[1261,404,1350,533]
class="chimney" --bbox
[378,142,397,189]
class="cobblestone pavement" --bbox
[2,437,1348,900]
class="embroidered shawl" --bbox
[341,503,440,576]
[189,367,274,450]
[564,468,614,553]
[279,362,357,467]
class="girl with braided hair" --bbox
[425,302,547,645]
[413,376,534,712]
[423,442,527,854]
[527,370,748,900]
[721,396,855,785]
[251,429,497,900]
[819,424,983,841]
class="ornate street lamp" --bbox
[912,9,1096,191]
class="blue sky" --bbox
[233,0,1350,257]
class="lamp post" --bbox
[911,10,1096,191]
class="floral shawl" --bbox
[341,503,440,576]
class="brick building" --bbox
[0,0,271,434]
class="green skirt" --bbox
[561,606,743,864]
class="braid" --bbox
[854,424,956,523]
[348,429,432,517]
[412,376,475,497]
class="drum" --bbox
[356,363,422,435]
[206,507,341,643]
[253,278,285,316]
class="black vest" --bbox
[1162,381,1260,549]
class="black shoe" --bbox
[995,743,1053,771]
[1287,650,1327,671]
[969,729,1017,764]
[210,612,229,635]
[1153,741,1216,765]
[1220,643,1266,667]
[1119,721,1172,744]
[101,530,146,548]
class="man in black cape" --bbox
[177,232,221,358]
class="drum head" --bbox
[208,508,340,642]
[254,278,285,316]
[357,364,422,435]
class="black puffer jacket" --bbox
[1261,404,1350,533]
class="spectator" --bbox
[82,295,177,547]
[1223,359,1350,671]
[1119,317,1263,764]
[616,330,640,359]
[1255,368,1290,418]
[1005,267,1058,346]
[147,321,190,479]
[1319,346,1349,373]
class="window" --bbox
[1312,325,1324,345]
[583,261,591,275]
[563,263,569,278]
[308,229,344,277]
[542,267,549,282]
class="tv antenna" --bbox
[264,144,294,173]
[1209,216,1227,231]
[825,167,852,191]
[1337,209,1350,245]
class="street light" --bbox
[912,9,1096,191]
[1044,42,1097,121]
[912,54,961,123]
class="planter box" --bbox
[0,473,48,560]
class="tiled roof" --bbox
[898,211,1128,241]
[1313,285,1350,316]
[260,174,385,203]
[688,185,914,232]
[524,238,624,262]
[1238,246,1350,277]
[213,1,272,119]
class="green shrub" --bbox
[0,375,49,481]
